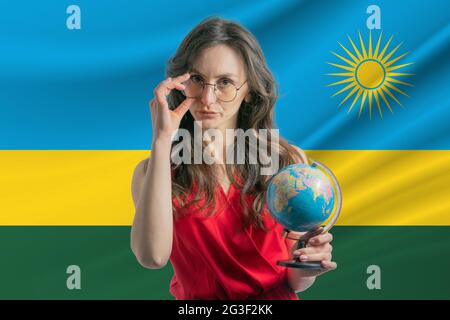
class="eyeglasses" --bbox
[181,75,248,102]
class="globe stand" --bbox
[277,228,325,270]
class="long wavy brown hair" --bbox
[165,16,305,231]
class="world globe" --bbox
[266,161,341,233]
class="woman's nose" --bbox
[201,84,217,106]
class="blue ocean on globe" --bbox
[266,163,335,232]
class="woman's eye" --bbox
[191,75,203,84]
[219,79,232,86]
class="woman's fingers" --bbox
[294,243,332,256]
[148,73,193,139]
[153,73,191,111]
[159,73,190,94]
[174,72,191,84]
[297,252,332,262]
[290,228,337,274]
[174,97,195,118]
[164,80,186,91]
[309,232,333,246]
[153,87,168,110]
[321,260,337,270]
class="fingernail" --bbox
[300,255,308,261]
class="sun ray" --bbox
[386,63,414,71]
[373,90,383,119]
[368,30,373,58]
[381,42,403,64]
[373,31,383,59]
[368,90,373,120]
[359,90,368,117]
[331,51,356,67]
[385,82,409,97]
[358,31,368,59]
[327,77,355,87]
[385,77,413,87]
[331,51,356,68]
[337,41,359,63]
[338,86,359,106]
[347,34,363,61]
[332,82,357,96]
[347,88,364,113]
[326,72,354,76]
[387,72,414,77]
[382,86,402,106]
[377,34,393,61]
[378,89,393,113]
[385,51,409,67]
[327,62,354,71]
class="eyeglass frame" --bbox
[182,77,248,102]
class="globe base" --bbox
[277,259,323,270]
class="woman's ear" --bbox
[244,93,252,103]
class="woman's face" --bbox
[187,44,250,131]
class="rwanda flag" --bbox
[0,0,449,299]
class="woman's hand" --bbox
[288,227,337,278]
[150,73,195,143]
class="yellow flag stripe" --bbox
[0,150,449,226]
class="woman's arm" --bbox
[130,73,193,270]
[130,137,174,269]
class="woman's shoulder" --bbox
[131,156,150,207]
[132,158,150,189]
[134,156,150,175]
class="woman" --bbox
[130,16,336,300]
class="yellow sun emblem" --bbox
[327,31,414,119]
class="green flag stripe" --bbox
[0,226,448,300]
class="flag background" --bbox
[1,0,449,299]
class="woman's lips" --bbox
[198,111,220,118]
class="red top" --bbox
[169,178,299,300]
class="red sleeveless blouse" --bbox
[169,178,299,300]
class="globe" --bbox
[266,161,340,233]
